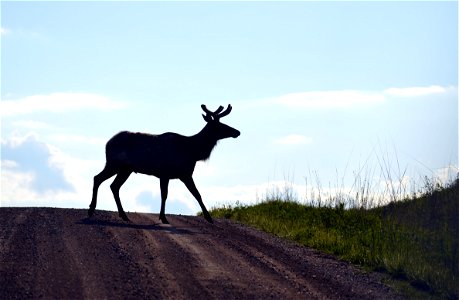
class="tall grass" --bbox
[210,176,459,298]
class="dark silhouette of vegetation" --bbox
[89,104,240,224]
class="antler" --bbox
[201,104,232,122]
[217,104,232,119]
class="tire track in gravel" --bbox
[0,208,403,299]
[166,215,323,299]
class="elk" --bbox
[88,104,240,224]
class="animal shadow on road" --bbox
[76,217,193,235]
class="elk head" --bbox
[201,104,240,140]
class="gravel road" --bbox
[0,207,402,299]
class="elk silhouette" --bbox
[89,104,240,224]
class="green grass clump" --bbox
[210,179,459,298]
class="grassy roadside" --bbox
[209,179,459,298]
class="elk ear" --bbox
[202,114,212,122]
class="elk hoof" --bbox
[119,212,130,222]
[159,216,170,224]
[204,213,214,224]
[88,208,95,217]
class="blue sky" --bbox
[1,1,458,215]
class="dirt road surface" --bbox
[0,207,402,299]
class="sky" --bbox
[1,1,458,216]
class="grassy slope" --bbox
[210,179,459,299]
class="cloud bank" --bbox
[384,85,449,97]
[267,85,456,109]
[1,92,127,117]
[273,90,385,109]
[1,134,74,194]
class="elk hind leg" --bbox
[89,165,117,217]
[110,170,132,221]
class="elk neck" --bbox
[189,124,219,161]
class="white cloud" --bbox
[433,165,459,185]
[0,166,90,208]
[1,131,39,148]
[261,85,456,110]
[273,90,385,109]
[1,92,127,117]
[1,169,37,206]
[0,133,96,209]
[274,134,313,145]
[1,134,74,193]
[384,85,448,97]
[1,27,11,36]
[1,160,19,169]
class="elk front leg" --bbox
[89,165,117,217]
[110,171,131,221]
[159,178,170,224]
[180,176,213,224]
